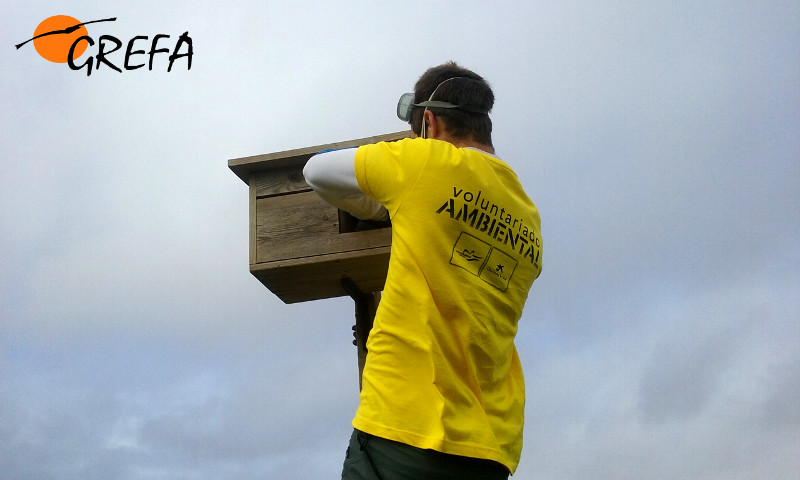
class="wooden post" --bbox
[342,278,380,390]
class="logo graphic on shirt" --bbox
[450,232,517,291]
[456,249,483,263]
[436,186,540,270]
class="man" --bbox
[303,62,542,479]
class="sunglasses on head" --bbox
[396,76,490,125]
[396,92,460,123]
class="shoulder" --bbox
[358,137,458,157]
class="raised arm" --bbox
[303,148,389,221]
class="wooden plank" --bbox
[248,174,257,265]
[255,193,391,264]
[252,165,309,198]
[255,192,340,263]
[250,247,391,303]
[228,130,411,184]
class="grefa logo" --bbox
[15,15,193,76]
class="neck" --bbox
[439,132,494,155]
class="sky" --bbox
[2,1,798,479]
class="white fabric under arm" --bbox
[303,148,389,221]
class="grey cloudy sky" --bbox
[2,1,798,479]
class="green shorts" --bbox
[341,429,510,480]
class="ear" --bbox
[423,110,441,138]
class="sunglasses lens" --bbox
[396,93,415,122]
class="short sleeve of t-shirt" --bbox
[354,138,428,214]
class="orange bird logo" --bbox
[16,16,116,63]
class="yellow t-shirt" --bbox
[352,137,542,473]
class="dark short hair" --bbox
[410,61,494,147]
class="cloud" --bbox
[518,259,799,479]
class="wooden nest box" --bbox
[228,131,409,304]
